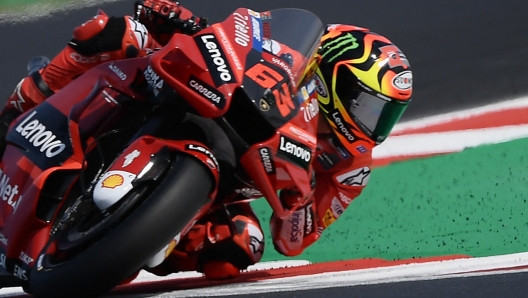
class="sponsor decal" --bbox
[300,97,320,122]
[8,103,72,169]
[247,9,261,18]
[277,135,312,169]
[0,254,5,268]
[338,192,353,205]
[15,111,66,158]
[102,90,118,105]
[258,147,276,174]
[108,63,127,80]
[304,204,314,235]
[233,12,250,47]
[214,26,243,70]
[289,210,305,242]
[234,188,262,197]
[306,77,317,94]
[301,86,310,101]
[356,145,368,154]
[330,110,355,143]
[288,125,317,145]
[70,52,109,63]
[14,265,27,280]
[123,150,140,167]
[379,45,410,69]
[20,252,34,265]
[271,57,296,88]
[196,34,236,87]
[93,171,137,210]
[144,65,164,97]
[0,168,21,211]
[392,70,413,90]
[336,166,371,186]
[313,73,328,97]
[322,209,336,227]
[188,75,226,109]
[321,33,359,63]
[317,152,339,170]
[102,174,124,189]
[250,16,262,51]
[331,197,345,218]
[186,144,219,169]
[335,145,351,159]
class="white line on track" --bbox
[146,252,528,297]
[392,96,528,133]
[2,252,528,297]
[373,96,528,159]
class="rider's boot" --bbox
[146,202,265,280]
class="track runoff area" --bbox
[0,96,527,296]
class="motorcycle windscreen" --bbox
[239,8,324,129]
[257,8,324,85]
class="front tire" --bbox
[29,154,214,298]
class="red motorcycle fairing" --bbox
[0,7,324,294]
[147,8,270,118]
[92,136,219,211]
[150,8,324,219]
[0,57,153,279]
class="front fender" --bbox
[92,136,220,210]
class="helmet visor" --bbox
[346,89,409,143]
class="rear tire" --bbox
[29,154,213,298]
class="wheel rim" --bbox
[39,184,150,269]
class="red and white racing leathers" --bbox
[4,11,162,113]
[155,134,372,279]
[270,135,372,256]
[4,1,201,113]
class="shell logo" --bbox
[102,174,124,189]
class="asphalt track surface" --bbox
[1,0,528,297]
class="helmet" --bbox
[315,24,413,156]
[134,0,203,44]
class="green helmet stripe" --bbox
[321,33,359,62]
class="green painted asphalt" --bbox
[0,0,77,12]
[252,137,528,263]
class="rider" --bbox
[0,0,207,156]
[147,24,413,279]
[0,3,413,280]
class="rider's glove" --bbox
[270,171,317,256]
[175,15,208,35]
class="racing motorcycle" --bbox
[0,7,323,298]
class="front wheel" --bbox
[29,154,214,298]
